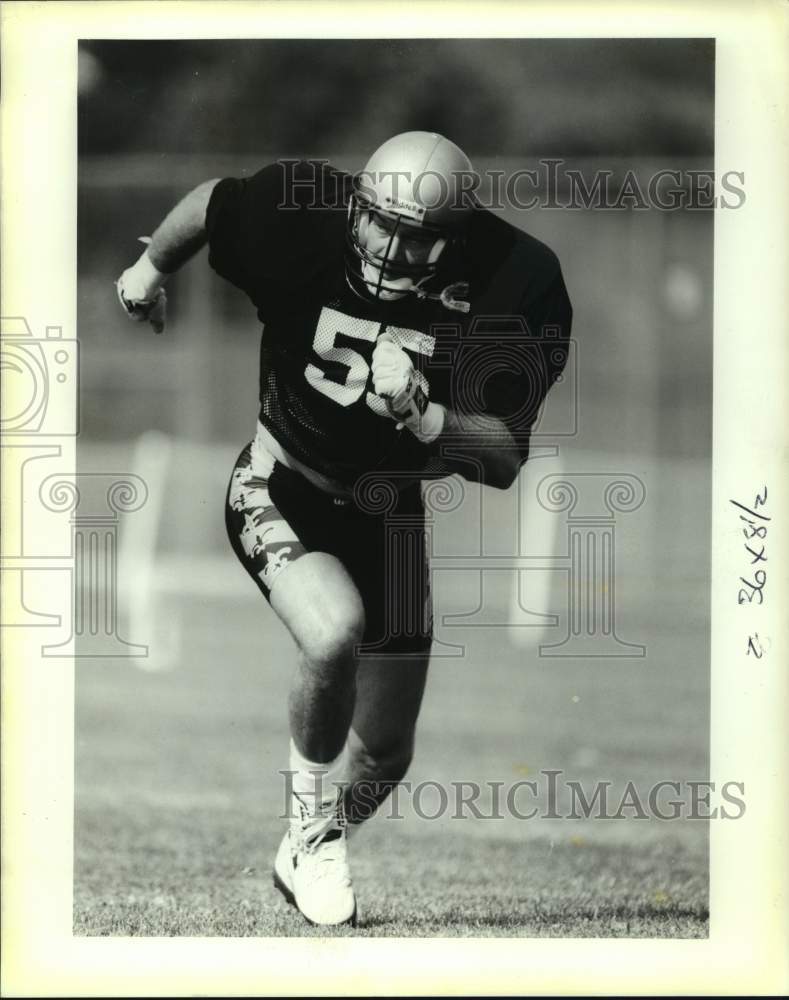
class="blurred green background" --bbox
[78,38,714,157]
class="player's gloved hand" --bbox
[371,334,445,443]
[116,244,168,334]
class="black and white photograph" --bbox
[75,33,716,938]
[1,1,787,996]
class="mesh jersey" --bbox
[206,159,572,486]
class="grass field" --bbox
[74,580,709,938]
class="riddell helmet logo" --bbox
[384,195,425,219]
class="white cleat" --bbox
[273,790,357,927]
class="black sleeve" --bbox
[205,160,349,314]
[204,164,284,303]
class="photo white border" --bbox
[1,1,787,995]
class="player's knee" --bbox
[384,742,413,782]
[299,612,365,671]
[350,734,414,783]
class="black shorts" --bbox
[225,443,433,656]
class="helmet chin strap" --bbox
[417,280,471,313]
[358,264,470,313]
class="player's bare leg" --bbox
[268,550,365,925]
[270,551,365,763]
[344,650,430,826]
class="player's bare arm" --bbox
[427,407,522,490]
[116,178,219,331]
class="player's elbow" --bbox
[485,450,523,490]
[476,421,525,490]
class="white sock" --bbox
[289,738,347,808]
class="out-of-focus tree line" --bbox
[79,38,714,158]
[78,38,713,467]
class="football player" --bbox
[117,131,572,927]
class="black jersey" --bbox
[206,159,572,486]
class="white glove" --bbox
[116,243,168,333]
[371,334,445,443]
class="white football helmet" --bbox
[345,131,476,310]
